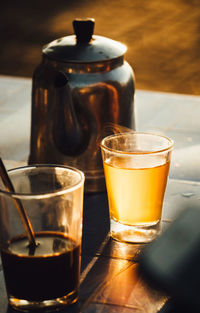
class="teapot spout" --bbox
[53,71,86,156]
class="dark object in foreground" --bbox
[138,206,200,313]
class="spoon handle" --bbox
[0,158,37,248]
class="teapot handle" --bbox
[53,71,84,156]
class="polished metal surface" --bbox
[42,19,127,63]
[29,19,135,192]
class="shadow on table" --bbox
[81,192,110,261]
[79,192,146,311]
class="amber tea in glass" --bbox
[101,132,173,243]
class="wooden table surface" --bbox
[0,75,200,313]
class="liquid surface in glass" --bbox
[1,232,81,301]
[104,156,170,225]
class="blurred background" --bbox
[0,0,200,95]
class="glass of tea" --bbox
[101,132,174,243]
[0,164,84,311]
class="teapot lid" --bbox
[42,19,127,63]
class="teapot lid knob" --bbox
[73,18,95,43]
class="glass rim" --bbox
[100,131,174,155]
[0,164,85,199]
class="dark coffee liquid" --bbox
[1,232,81,301]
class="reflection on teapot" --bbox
[29,18,135,193]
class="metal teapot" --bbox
[29,18,135,193]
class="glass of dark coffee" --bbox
[0,164,84,311]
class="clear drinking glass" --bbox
[101,132,174,243]
[0,164,84,311]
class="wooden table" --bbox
[0,75,200,313]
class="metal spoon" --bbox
[0,158,37,249]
